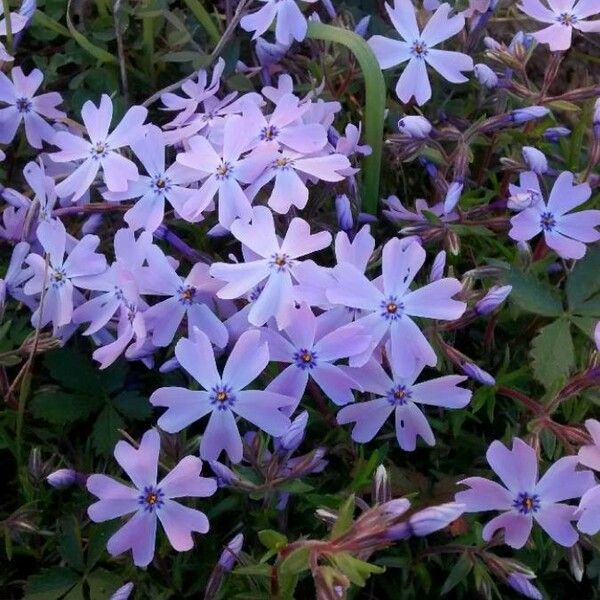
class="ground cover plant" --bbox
[1,0,600,598]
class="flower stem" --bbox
[306,22,385,215]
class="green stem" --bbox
[182,0,221,46]
[2,0,13,55]
[306,22,386,215]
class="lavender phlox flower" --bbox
[175,116,277,228]
[576,481,600,535]
[0,7,28,61]
[518,0,600,51]
[0,66,65,148]
[397,115,432,139]
[327,238,466,371]
[455,437,595,548]
[1,242,33,308]
[109,583,134,600]
[240,0,319,45]
[245,147,350,214]
[522,146,548,174]
[150,328,293,463]
[507,572,543,600]
[368,1,473,105]
[461,361,495,385]
[337,348,471,450]
[210,206,332,327]
[160,58,225,126]
[140,243,228,348]
[382,195,457,224]
[256,38,290,74]
[474,63,499,88]
[50,94,147,202]
[263,302,371,411]
[334,122,371,157]
[429,250,446,282]
[23,218,106,331]
[443,180,463,213]
[87,429,217,566]
[476,285,512,315]
[23,159,58,222]
[578,418,600,471]
[543,126,570,142]
[509,171,600,259]
[261,73,295,103]
[507,171,544,211]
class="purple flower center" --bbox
[91,141,109,159]
[260,125,279,141]
[216,161,233,180]
[274,157,293,170]
[138,485,165,512]
[380,296,404,321]
[539,211,556,232]
[557,12,577,26]
[512,492,540,514]
[386,384,412,406]
[210,384,236,411]
[178,284,196,305]
[269,252,293,272]
[410,40,428,59]
[50,267,67,288]
[293,348,317,370]
[16,97,32,113]
[151,175,171,194]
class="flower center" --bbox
[178,285,196,305]
[50,268,67,287]
[16,97,32,113]
[210,385,235,411]
[293,348,317,370]
[151,175,171,193]
[260,125,279,141]
[386,384,412,406]
[91,141,109,159]
[138,485,164,512]
[380,296,404,321]
[512,492,540,514]
[275,157,293,169]
[539,211,556,232]
[216,161,233,180]
[411,40,428,58]
[557,12,577,26]
[269,253,293,272]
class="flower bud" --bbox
[47,468,83,489]
[462,362,496,385]
[567,543,584,583]
[474,63,498,88]
[443,181,463,213]
[506,573,542,600]
[397,115,432,139]
[209,461,239,486]
[109,583,134,600]
[593,98,600,139]
[256,38,289,67]
[354,16,370,38]
[445,229,461,256]
[373,465,391,504]
[218,533,244,571]
[543,126,570,142]
[511,106,549,125]
[408,502,465,536]
[430,250,446,282]
[279,410,308,452]
[483,36,502,51]
[335,194,353,231]
[476,285,512,315]
[522,147,547,174]
[594,320,600,351]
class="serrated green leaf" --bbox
[44,348,103,394]
[571,315,598,338]
[279,546,310,575]
[440,554,473,595]
[91,405,124,455]
[530,319,575,389]
[31,391,103,425]
[330,552,385,587]
[86,568,122,600]
[112,391,152,420]
[567,247,600,311]
[23,567,79,600]
[503,267,563,316]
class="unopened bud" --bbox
[218,533,244,571]
[543,126,570,142]
[474,63,498,88]
[279,410,308,452]
[335,195,353,231]
[506,573,542,600]
[593,98,600,139]
[462,362,496,385]
[408,502,465,536]
[568,543,584,582]
[47,468,86,489]
[430,251,446,282]
[443,181,463,213]
[511,106,549,125]
[209,461,239,486]
[397,115,432,139]
[476,285,512,315]
[445,229,461,256]
[373,465,391,504]
[522,147,547,174]
[109,583,134,600]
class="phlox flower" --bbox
[2,241,34,308]
[456,438,595,548]
[103,125,204,232]
[578,418,600,472]
[0,8,28,61]
[141,244,228,348]
[333,122,372,158]
[240,0,319,45]
[50,94,147,202]
[263,303,372,411]
[575,419,600,534]
[326,238,466,372]
[210,206,332,327]
[0,66,65,148]
[519,0,600,51]
[368,1,473,105]
[87,429,216,567]
[150,329,293,463]
[382,195,458,224]
[175,115,277,228]
[23,218,106,331]
[337,347,471,451]
[509,171,600,259]
[245,148,350,214]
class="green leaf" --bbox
[233,564,272,577]
[258,529,288,551]
[566,247,600,311]
[66,0,117,65]
[530,319,575,389]
[31,391,102,425]
[24,567,79,600]
[571,315,598,338]
[86,568,122,600]
[440,554,473,595]
[330,553,385,587]
[182,0,220,44]
[279,546,310,575]
[44,348,103,393]
[330,495,355,540]
[91,405,124,455]
[112,391,152,420]
[306,22,385,214]
[503,267,563,316]
[58,516,85,572]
